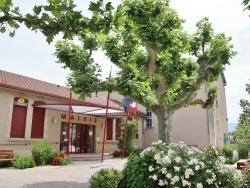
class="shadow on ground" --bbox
[21,181,89,188]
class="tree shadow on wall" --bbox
[21,181,89,188]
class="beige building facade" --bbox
[99,74,229,149]
[0,69,228,155]
[0,70,143,156]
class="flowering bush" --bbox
[123,141,245,187]
[50,151,71,166]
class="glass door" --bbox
[87,125,95,152]
[60,123,95,153]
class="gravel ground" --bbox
[0,158,127,188]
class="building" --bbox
[0,69,228,156]
[0,70,145,155]
[98,74,229,149]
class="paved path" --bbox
[0,158,127,188]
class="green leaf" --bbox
[52,10,61,18]
[6,0,12,6]
[88,2,101,11]
[0,27,6,33]
[33,6,42,15]
[48,0,61,4]
[11,7,20,15]
[46,35,54,44]
[105,2,114,11]
[43,5,53,11]
[122,7,131,12]
[9,31,15,37]
[0,27,6,35]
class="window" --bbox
[31,101,46,138]
[146,109,152,127]
[106,118,113,140]
[10,97,28,138]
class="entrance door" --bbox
[60,123,95,153]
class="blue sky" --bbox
[0,0,249,123]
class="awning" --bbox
[33,103,125,116]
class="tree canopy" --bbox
[233,80,250,143]
[243,0,250,12]
[0,0,237,143]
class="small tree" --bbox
[117,119,139,155]
[233,79,250,143]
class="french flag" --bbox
[123,97,137,115]
[130,101,137,115]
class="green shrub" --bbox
[117,119,139,156]
[221,145,234,159]
[12,152,35,169]
[243,163,250,186]
[221,145,235,164]
[89,168,124,188]
[60,156,72,166]
[31,140,54,166]
[230,156,239,164]
[237,144,249,159]
[122,141,244,187]
[0,161,13,168]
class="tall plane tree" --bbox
[0,0,236,144]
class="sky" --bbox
[0,0,249,123]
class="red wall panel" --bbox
[106,118,113,140]
[31,107,45,138]
[10,105,27,138]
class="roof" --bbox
[0,69,77,101]
[0,69,145,117]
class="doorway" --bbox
[60,123,95,153]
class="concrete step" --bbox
[70,153,114,161]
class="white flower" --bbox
[188,150,194,155]
[195,165,200,171]
[162,156,171,164]
[166,173,172,179]
[171,176,180,185]
[152,175,158,181]
[174,156,181,163]
[179,141,185,148]
[206,178,214,185]
[158,179,165,186]
[174,166,180,172]
[161,167,167,174]
[185,168,194,179]
[168,149,174,157]
[206,170,211,174]
[192,158,198,165]
[154,153,162,164]
[149,166,154,172]
[157,140,163,144]
[197,183,203,188]
[182,179,191,187]
[200,162,205,169]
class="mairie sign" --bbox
[61,114,98,124]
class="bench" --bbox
[236,161,250,172]
[0,150,14,161]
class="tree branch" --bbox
[146,43,158,75]
[145,43,169,107]
[192,91,216,109]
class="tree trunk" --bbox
[156,109,174,145]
